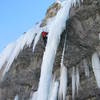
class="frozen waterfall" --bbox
[37,0,82,100]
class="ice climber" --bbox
[41,31,48,46]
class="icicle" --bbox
[0,23,41,80]
[0,42,15,70]
[30,91,38,100]
[25,23,41,47]
[72,67,75,100]
[32,25,45,52]
[73,0,77,6]
[83,59,90,77]
[14,95,18,100]
[49,81,59,100]
[92,52,100,88]
[2,35,25,78]
[49,75,56,97]
[72,0,83,7]
[99,33,100,40]
[76,0,81,6]
[81,0,84,3]
[76,67,80,95]
[61,34,67,66]
[59,64,67,100]
[32,31,41,52]
[59,34,67,100]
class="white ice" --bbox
[0,42,15,70]
[92,52,100,88]
[14,95,19,100]
[76,67,80,95]
[72,67,75,100]
[83,59,90,77]
[37,0,81,100]
[59,35,67,100]
[59,64,67,100]
[32,31,41,52]
[0,23,41,79]
[49,81,59,100]
[60,34,67,67]
[30,91,38,100]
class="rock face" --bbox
[40,2,61,27]
[0,0,100,100]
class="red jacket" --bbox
[41,31,48,38]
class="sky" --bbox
[0,0,54,52]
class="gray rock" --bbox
[0,0,100,100]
